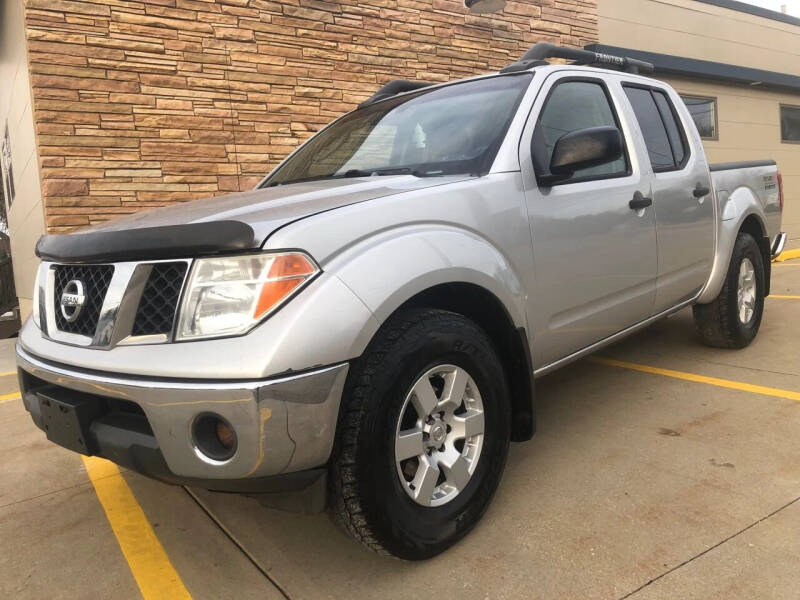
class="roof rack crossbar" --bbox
[358,80,434,108]
[501,42,655,75]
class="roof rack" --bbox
[358,80,434,108]
[356,44,655,108]
[500,42,655,75]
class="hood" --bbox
[90,175,470,242]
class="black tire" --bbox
[693,232,765,348]
[329,308,511,560]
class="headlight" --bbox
[176,252,319,341]
[32,263,45,328]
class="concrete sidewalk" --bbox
[0,338,16,373]
[192,308,800,599]
[0,343,284,599]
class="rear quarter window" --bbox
[653,91,686,166]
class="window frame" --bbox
[780,103,800,144]
[622,82,692,174]
[532,76,632,187]
[679,94,718,141]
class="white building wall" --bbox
[599,0,800,240]
[1,0,45,319]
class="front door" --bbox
[519,73,658,369]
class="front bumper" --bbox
[16,344,348,490]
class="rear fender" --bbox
[697,187,767,304]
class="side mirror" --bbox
[541,126,623,185]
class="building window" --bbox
[680,95,717,140]
[1,124,14,208]
[781,105,800,143]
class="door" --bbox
[520,74,658,368]
[0,234,15,317]
[0,175,16,319]
[621,84,715,312]
[0,151,19,331]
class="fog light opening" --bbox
[216,421,235,450]
[193,413,237,462]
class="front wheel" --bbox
[329,308,511,559]
[693,231,765,348]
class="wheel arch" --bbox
[382,282,535,442]
[330,225,534,440]
[697,193,771,304]
[739,214,771,296]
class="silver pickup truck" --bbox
[16,43,786,559]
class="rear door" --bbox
[621,84,715,312]
[519,72,658,368]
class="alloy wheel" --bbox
[394,364,485,507]
[737,257,756,324]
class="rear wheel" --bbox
[329,308,511,560]
[693,232,765,348]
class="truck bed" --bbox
[709,159,781,243]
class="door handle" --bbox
[629,191,652,210]
[693,184,710,198]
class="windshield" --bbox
[263,73,533,187]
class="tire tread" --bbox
[329,308,497,557]
[693,232,764,349]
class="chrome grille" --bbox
[132,262,188,337]
[52,265,114,337]
[42,258,190,348]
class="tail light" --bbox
[778,171,784,213]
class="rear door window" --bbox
[623,86,689,172]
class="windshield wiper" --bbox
[264,166,450,187]
[340,167,440,178]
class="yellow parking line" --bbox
[0,392,20,403]
[82,456,192,599]
[0,371,16,377]
[590,357,800,402]
[774,247,800,262]
[769,295,800,299]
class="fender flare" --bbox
[697,187,768,304]
[328,224,529,344]
[328,225,535,440]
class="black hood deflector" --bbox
[36,220,257,263]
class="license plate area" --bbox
[38,387,105,455]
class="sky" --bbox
[740,0,800,18]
